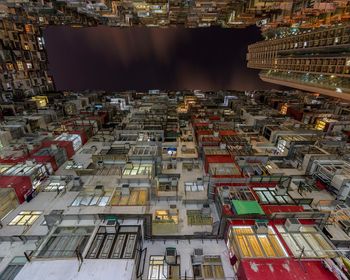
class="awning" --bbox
[231,200,265,215]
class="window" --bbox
[24,24,32,33]
[44,182,65,192]
[0,257,27,280]
[253,187,294,205]
[65,163,83,170]
[86,226,139,259]
[37,37,44,50]
[55,134,82,151]
[185,182,204,192]
[16,61,24,71]
[275,225,336,258]
[26,63,32,69]
[148,256,168,279]
[6,63,14,71]
[72,193,111,207]
[227,226,288,258]
[9,211,42,226]
[122,163,152,176]
[202,256,225,279]
[37,226,93,258]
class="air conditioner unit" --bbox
[192,248,204,264]
[121,184,130,196]
[125,162,133,169]
[73,176,82,187]
[101,219,118,227]
[201,203,211,216]
[254,222,268,234]
[95,185,105,195]
[276,184,287,195]
[25,160,36,166]
[222,186,230,198]
[285,218,301,232]
[165,248,177,265]
[220,143,227,150]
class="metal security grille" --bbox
[86,226,139,259]
[0,257,26,280]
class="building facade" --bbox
[247,24,350,99]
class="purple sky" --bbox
[44,26,282,91]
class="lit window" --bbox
[23,43,29,50]
[37,37,44,50]
[65,163,83,170]
[26,62,32,69]
[24,24,32,33]
[6,63,14,71]
[9,211,42,226]
[16,61,24,71]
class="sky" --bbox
[44,25,280,91]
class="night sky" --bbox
[44,25,280,91]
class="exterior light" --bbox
[336,88,343,93]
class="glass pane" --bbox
[275,225,285,233]
[89,196,99,206]
[304,234,325,257]
[275,196,286,204]
[72,196,83,206]
[98,196,110,206]
[203,265,213,278]
[258,235,275,257]
[27,215,39,225]
[300,226,317,232]
[10,257,27,265]
[235,236,252,257]
[17,215,32,226]
[314,233,335,257]
[291,233,316,257]
[9,215,23,225]
[264,191,277,203]
[80,196,92,206]
[281,233,300,256]
[246,235,264,257]
[283,196,293,204]
[213,265,225,278]
[256,191,268,203]
[268,235,287,257]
